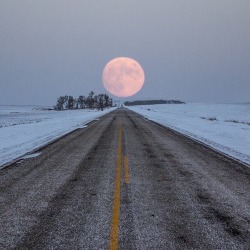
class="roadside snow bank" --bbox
[0,106,116,167]
[127,103,250,165]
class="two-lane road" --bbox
[0,108,250,249]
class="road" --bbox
[0,108,250,249]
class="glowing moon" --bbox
[102,57,145,97]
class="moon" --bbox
[102,57,145,97]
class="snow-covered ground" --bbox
[1,103,250,168]
[0,105,116,167]
[127,103,250,166]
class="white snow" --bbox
[0,106,116,168]
[21,152,42,159]
[127,103,250,166]
[1,103,250,168]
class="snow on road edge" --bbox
[0,108,116,168]
[127,106,250,166]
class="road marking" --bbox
[124,155,130,184]
[110,126,122,250]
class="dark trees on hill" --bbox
[54,91,113,111]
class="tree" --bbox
[78,96,86,109]
[63,95,69,109]
[104,94,110,108]
[66,96,74,109]
[96,94,105,111]
[86,91,95,109]
[109,98,113,107]
[74,98,79,109]
[54,96,65,110]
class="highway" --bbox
[0,108,250,249]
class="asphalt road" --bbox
[0,108,250,249]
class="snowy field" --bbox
[1,103,249,168]
[0,105,116,167]
[127,103,250,166]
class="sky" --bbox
[0,0,250,105]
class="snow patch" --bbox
[21,152,42,159]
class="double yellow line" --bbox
[109,124,130,250]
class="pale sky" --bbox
[0,0,250,105]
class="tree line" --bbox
[124,99,185,106]
[54,91,113,111]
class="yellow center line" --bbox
[109,126,122,250]
[124,155,130,184]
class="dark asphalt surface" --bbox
[0,108,250,249]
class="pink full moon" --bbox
[102,57,145,97]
